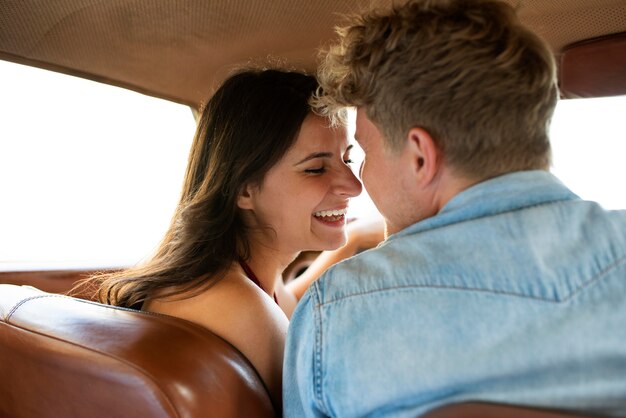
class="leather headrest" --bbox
[0,284,275,418]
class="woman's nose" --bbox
[335,164,363,197]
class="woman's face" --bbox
[241,114,362,254]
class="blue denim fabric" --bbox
[283,171,626,417]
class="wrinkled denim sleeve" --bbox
[283,285,329,418]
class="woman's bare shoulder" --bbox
[144,270,287,408]
[210,272,287,339]
[146,271,287,345]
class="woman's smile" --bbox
[313,207,348,227]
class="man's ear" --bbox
[237,183,255,210]
[406,127,440,186]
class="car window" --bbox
[0,61,196,270]
[550,95,626,210]
[1,60,625,270]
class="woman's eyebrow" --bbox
[295,152,333,165]
[295,145,353,165]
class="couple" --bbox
[90,0,626,416]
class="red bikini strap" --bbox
[239,260,279,304]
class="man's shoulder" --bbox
[314,237,427,303]
[313,198,626,306]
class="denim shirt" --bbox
[283,171,626,418]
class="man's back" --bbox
[284,171,626,417]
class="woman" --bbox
[86,68,362,411]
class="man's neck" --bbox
[426,164,482,217]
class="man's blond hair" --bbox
[316,0,558,180]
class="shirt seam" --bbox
[311,280,329,415]
[319,251,626,307]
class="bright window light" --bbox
[0,61,196,270]
[345,109,378,220]
[550,95,626,210]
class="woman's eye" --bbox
[305,167,326,174]
[344,158,354,164]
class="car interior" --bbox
[1,0,625,417]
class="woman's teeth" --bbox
[314,208,347,218]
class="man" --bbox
[283,0,626,417]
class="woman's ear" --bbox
[237,184,255,210]
[406,127,440,187]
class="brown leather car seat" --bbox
[0,284,275,418]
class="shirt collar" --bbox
[390,170,580,241]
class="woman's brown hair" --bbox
[82,69,319,308]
